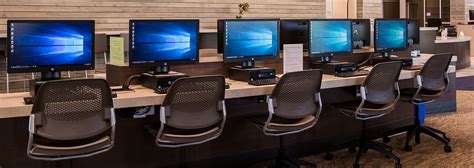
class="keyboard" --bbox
[335,70,370,77]
[155,87,170,94]
[248,78,277,86]
[403,64,423,70]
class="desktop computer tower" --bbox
[371,57,413,67]
[311,61,357,75]
[229,67,276,82]
[140,72,189,92]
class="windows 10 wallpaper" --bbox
[130,21,198,63]
[310,20,352,55]
[375,20,407,51]
[224,20,279,60]
[8,22,93,69]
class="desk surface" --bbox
[0,64,456,119]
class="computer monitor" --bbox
[129,20,199,74]
[309,19,353,63]
[407,19,420,46]
[374,19,407,58]
[470,10,474,22]
[280,19,309,50]
[351,19,371,49]
[427,18,442,29]
[6,20,95,81]
[222,19,280,68]
[217,19,225,54]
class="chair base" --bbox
[352,137,401,168]
[383,124,451,153]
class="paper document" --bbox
[283,44,304,73]
[109,37,126,66]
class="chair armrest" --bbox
[34,113,42,127]
[104,108,112,120]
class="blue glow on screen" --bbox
[130,21,198,63]
[375,20,407,50]
[310,20,352,54]
[224,20,279,60]
[9,22,93,69]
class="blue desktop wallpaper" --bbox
[9,22,93,69]
[130,21,198,63]
[224,20,279,60]
[310,20,352,55]
[375,20,407,50]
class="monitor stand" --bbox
[26,71,64,104]
[229,60,276,84]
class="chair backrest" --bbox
[162,75,225,130]
[356,61,402,119]
[270,70,323,119]
[32,79,114,140]
[363,61,402,105]
[418,53,452,91]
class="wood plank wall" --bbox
[0,0,326,33]
[0,0,326,93]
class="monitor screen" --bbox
[407,19,420,45]
[223,19,279,62]
[129,20,199,65]
[309,20,352,57]
[471,10,474,21]
[374,19,407,52]
[7,20,94,73]
[280,19,309,50]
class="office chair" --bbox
[335,62,403,168]
[383,53,453,152]
[145,75,226,168]
[249,69,323,168]
[27,79,115,163]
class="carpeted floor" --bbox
[301,90,474,167]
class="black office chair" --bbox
[27,79,115,162]
[335,62,403,168]
[383,53,453,152]
[249,69,323,168]
[145,75,226,168]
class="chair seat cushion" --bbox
[30,136,112,158]
[335,100,393,118]
[145,124,221,145]
[248,115,316,134]
[400,88,444,103]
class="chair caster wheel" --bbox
[395,163,403,168]
[444,145,452,153]
[353,163,360,168]
[348,147,357,154]
[383,136,390,143]
[404,145,412,152]
[324,152,333,160]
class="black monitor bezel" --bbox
[308,19,354,60]
[128,19,200,67]
[217,19,225,54]
[6,20,95,74]
[374,18,408,54]
[351,19,371,48]
[407,19,420,45]
[222,19,280,63]
[279,19,310,50]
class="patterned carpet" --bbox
[302,91,474,167]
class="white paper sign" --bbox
[283,44,304,73]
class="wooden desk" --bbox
[0,66,456,119]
